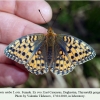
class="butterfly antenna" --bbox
[52,7,62,27]
[38,9,49,27]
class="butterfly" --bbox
[4,27,96,75]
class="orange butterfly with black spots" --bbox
[4,27,96,75]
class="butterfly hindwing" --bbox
[4,34,45,64]
[25,41,49,75]
[50,44,75,75]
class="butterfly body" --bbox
[4,27,96,75]
[45,27,56,67]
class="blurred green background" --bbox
[15,1,100,88]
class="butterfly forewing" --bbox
[4,34,45,64]
[56,34,96,66]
